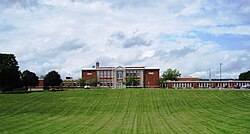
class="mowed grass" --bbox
[0,89,250,134]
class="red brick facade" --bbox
[144,69,160,88]
[82,70,97,82]
[82,62,160,88]
[165,81,250,89]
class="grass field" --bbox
[0,88,250,134]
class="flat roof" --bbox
[166,81,250,83]
[145,67,160,70]
[82,66,160,70]
[82,68,96,70]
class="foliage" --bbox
[162,68,181,81]
[158,77,164,84]
[0,89,250,133]
[21,70,39,91]
[125,76,139,86]
[0,53,22,91]
[239,70,250,80]
[158,77,166,88]
[77,78,86,87]
[89,77,99,86]
[44,70,62,89]
[64,81,73,88]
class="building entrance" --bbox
[117,82,123,88]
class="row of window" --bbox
[99,71,113,78]
[98,70,141,78]
[173,82,250,88]
[126,70,141,77]
[100,80,113,87]
[173,83,194,88]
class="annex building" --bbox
[162,78,250,89]
[82,62,160,88]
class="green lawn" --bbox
[0,89,250,134]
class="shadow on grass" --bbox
[1,90,31,94]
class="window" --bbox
[100,71,103,78]
[117,71,123,78]
[104,71,106,78]
[107,71,110,78]
[87,73,92,75]
[149,72,154,75]
[134,70,137,76]
[111,71,113,77]
[216,83,219,87]
[104,80,107,86]
[107,81,110,87]
[137,71,140,77]
[126,71,129,77]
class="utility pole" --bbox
[112,58,115,89]
[209,69,211,89]
[220,63,223,90]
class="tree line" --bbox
[1,53,250,92]
[0,53,63,92]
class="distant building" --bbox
[163,78,250,89]
[82,62,160,88]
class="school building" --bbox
[82,62,160,88]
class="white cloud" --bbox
[0,0,250,79]
[208,25,250,36]
[142,50,155,59]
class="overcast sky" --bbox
[0,0,250,79]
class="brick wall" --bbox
[82,70,97,81]
[144,69,160,88]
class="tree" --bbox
[239,70,250,80]
[77,78,85,87]
[0,53,21,92]
[21,70,39,91]
[162,68,181,81]
[125,76,139,86]
[158,77,165,88]
[89,77,99,87]
[44,70,62,90]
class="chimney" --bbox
[96,61,99,68]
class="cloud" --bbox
[0,0,40,9]
[70,0,156,9]
[0,0,249,79]
[0,24,17,32]
[207,25,250,36]
[109,31,126,41]
[154,40,199,62]
[168,46,197,59]
[108,32,152,48]
[59,39,85,52]
[122,34,152,48]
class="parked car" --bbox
[84,85,90,89]
[234,85,240,89]
[242,84,250,89]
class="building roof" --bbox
[145,67,160,70]
[82,66,160,70]
[82,68,96,70]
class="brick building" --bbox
[82,62,160,88]
[163,78,250,89]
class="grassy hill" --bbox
[0,89,250,133]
